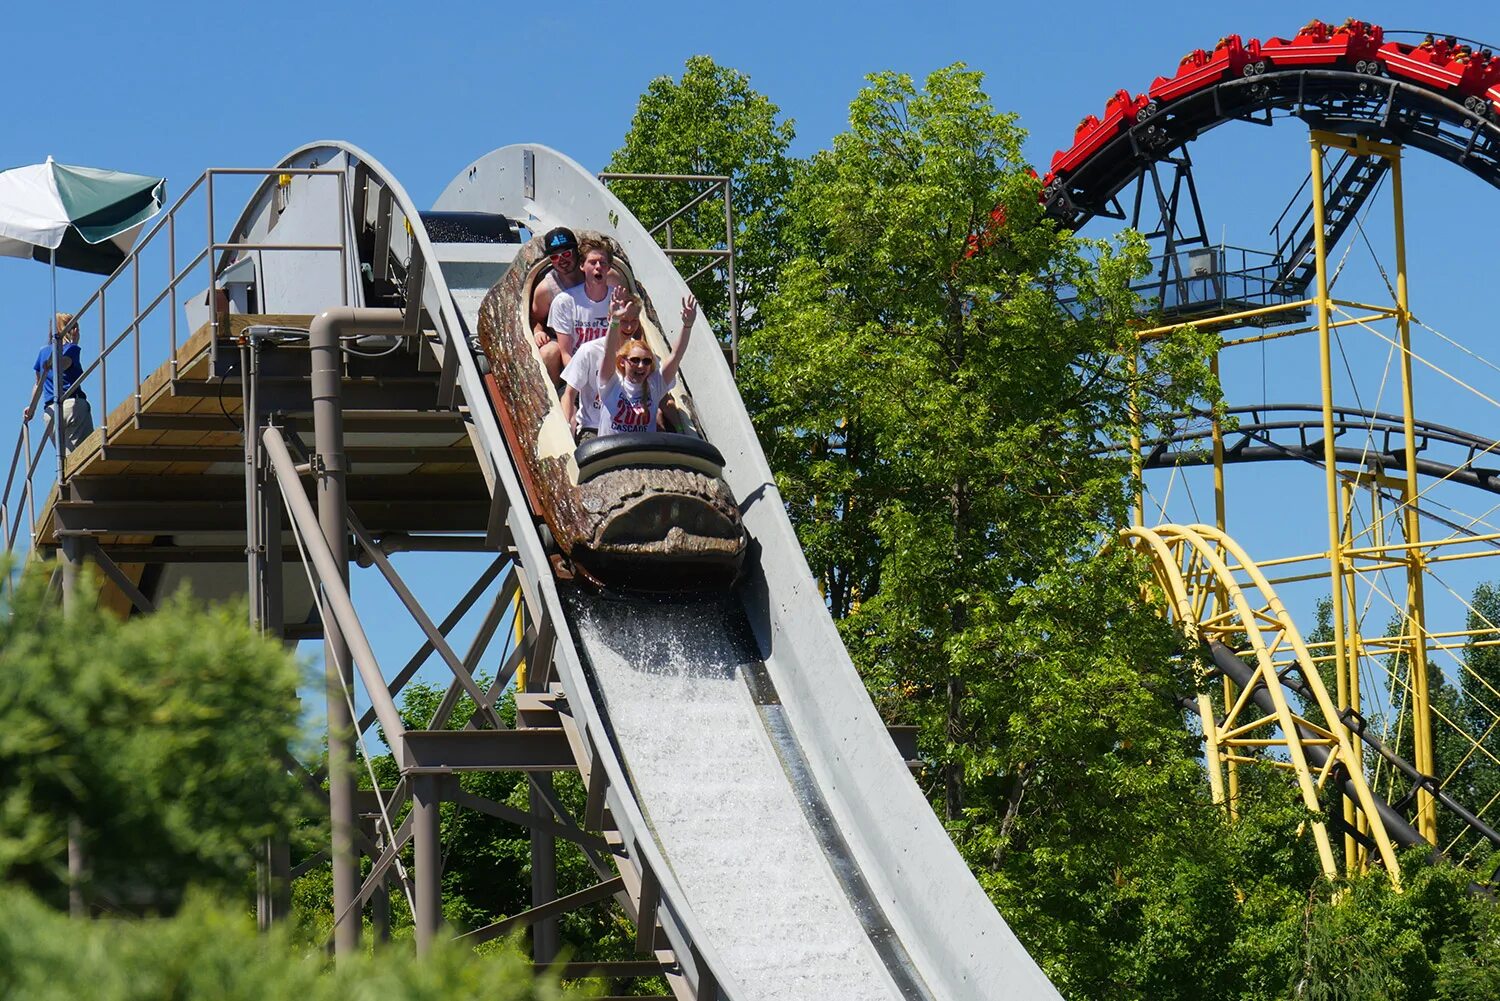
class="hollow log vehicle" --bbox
[474,234,746,591]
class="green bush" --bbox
[0,564,308,911]
[0,887,565,1000]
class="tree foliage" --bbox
[605,55,796,341]
[0,886,560,1001]
[739,62,1236,995]
[0,565,307,911]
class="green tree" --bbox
[0,566,307,912]
[0,885,562,1000]
[605,55,796,343]
[742,63,1229,997]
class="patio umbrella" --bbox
[0,157,166,275]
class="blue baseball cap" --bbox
[543,227,578,256]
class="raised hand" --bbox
[610,284,633,321]
[681,294,698,327]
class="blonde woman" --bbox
[592,287,696,438]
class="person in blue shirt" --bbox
[23,312,94,453]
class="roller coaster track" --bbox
[1045,66,1500,231]
[1123,522,1411,883]
[7,143,1060,999]
[1141,404,1500,495]
[1125,522,1500,887]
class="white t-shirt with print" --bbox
[560,338,609,433]
[546,282,611,349]
[593,369,675,437]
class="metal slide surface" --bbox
[250,141,1058,999]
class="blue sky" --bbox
[5,1,1499,722]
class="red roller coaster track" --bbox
[1037,18,1500,231]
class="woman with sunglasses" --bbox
[592,286,697,438]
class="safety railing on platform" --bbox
[0,166,347,566]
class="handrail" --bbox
[1,166,346,569]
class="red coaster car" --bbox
[1049,89,1149,177]
[1384,37,1500,116]
[1256,18,1384,74]
[1147,35,1257,109]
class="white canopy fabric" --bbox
[0,161,71,256]
[0,158,166,274]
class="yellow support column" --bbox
[1210,351,1238,813]
[1389,151,1438,843]
[1309,137,1353,846]
[513,587,528,693]
[1129,347,1145,527]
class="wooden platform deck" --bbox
[33,314,493,617]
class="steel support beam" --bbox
[412,773,442,956]
[458,876,624,947]
[400,729,577,772]
[312,307,406,959]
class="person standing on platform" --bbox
[23,312,94,453]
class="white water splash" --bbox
[574,599,901,1001]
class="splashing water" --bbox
[568,593,903,1001]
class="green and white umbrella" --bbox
[0,158,166,275]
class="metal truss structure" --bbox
[1120,127,1500,883]
[1,142,1060,1000]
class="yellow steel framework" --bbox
[1124,523,1404,885]
[1128,129,1500,879]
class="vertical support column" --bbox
[412,773,442,956]
[312,314,359,958]
[257,837,291,930]
[242,338,264,629]
[1310,137,1353,873]
[1388,152,1437,844]
[67,813,86,918]
[722,178,739,374]
[1128,346,1144,528]
[526,617,559,965]
[1338,476,1360,871]
[1209,351,1238,814]
[364,815,391,944]
[530,777,560,965]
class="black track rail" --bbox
[1139,404,1500,494]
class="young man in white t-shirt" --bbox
[590,288,697,439]
[546,235,614,374]
[561,293,642,439]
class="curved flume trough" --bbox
[428,144,1060,1000]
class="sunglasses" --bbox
[549,250,575,261]
[624,357,653,368]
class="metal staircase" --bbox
[1270,150,1390,296]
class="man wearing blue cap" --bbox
[531,226,584,382]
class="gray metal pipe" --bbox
[1207,642,1430,854]
[309,307,406,958]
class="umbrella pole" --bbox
[51,251,63,487]
[50,251,81,608]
